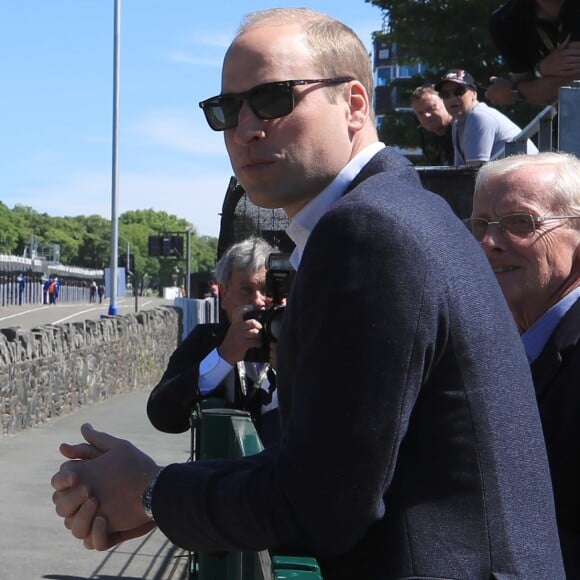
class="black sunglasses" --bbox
[438,85,468,99]
[199,77,354,131]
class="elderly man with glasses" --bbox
[469,151,580,578]
[435,69,537,166]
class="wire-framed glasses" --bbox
[464,213,580,241]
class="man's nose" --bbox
[232,103,266,144]
[479,223,508,250]
[251,291,267,308]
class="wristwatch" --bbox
[141,469,163,521]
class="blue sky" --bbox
[1,1,384,238]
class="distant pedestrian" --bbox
[97,283,105,304]
[42,278,50,305]
[17,274,25,306]
[48,277,59,305]
[89,281,97,304]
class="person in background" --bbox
[17,274,25,305]
[468,151,580,578]
[51,8,564,579]
[97,283,105,304]
[48,277,60,305]
[435,69,538,166]
[147,236,281,448]
[409,85,454,166]
[487,0,580,107]
[89,281,97,304]
[42,277,50,305]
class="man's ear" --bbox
[346,80,370,130]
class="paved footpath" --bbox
[0,388,192,580]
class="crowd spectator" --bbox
[147,237,281,448]
[487,0,580,106]
[48,277,60,305]
[469,152,580,578]
[89,281,97,304]
[409,85,454,166]
[51,8,564,578]
[435,69,538,166]
[42,278,50,305]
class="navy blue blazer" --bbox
[532,297,580,579]
[152,148,564,579]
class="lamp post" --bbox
[108,0,121,315]
[186,228,192,298]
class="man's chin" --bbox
[239,183,281,210]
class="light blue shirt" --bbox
[521,287,580,363]
[286,142,386,269]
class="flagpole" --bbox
[108,0,121,315]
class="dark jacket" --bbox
[147,322,277,443]
[532,297,580,579]
[151,147,564,579]
[490,0,580,74]
[147,323,228,433]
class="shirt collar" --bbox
[286,142,385,269]
[521,286,580,363]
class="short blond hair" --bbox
[236,8,374,112]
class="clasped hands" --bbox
[51,423,160,550]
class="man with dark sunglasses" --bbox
[51,8,564,579]
[471,152,580,578]
[435,69,537,166]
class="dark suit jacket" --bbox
[147,322,277,440]
[152,147,564,579]
[532,297,580,579]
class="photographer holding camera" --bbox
[146,236,282,448]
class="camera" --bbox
[243,253,295,362]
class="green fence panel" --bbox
[191,407,323,580]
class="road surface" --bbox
[0,296,175,330]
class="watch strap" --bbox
[141,468,163,521]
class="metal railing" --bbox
[492,81,580,160]
[188,405,322,580]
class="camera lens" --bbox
[267,309,285,341]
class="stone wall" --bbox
[0,306,181,437]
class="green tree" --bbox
[0,202,24,254]
[119,209,218,291]
[77,215,111,269]
[2,204,218,288]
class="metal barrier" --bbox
[492,80,580,160]
[174,297,219,341]
[0,271,97,307]
[188,405,322,580]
